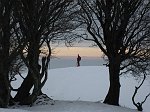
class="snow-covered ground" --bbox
[1,66,150,112]
[49,56,106,69]
[0,100,139,112]
[42,66,150,111]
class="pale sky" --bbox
[52,47,103,57]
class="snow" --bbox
[2,66,150,112]
[17,101,138,112]
[43,66,109,101]
[0,101,138,112]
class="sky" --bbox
[52,47,103,57]
[41,39,103,58]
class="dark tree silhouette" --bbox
[0,0,28,107]
[78,0,150,106]
[13,0,77,105]
[0,0,83,107]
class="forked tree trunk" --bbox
[103,59,121,106]
[14,38,41,105]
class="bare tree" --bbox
[77,0,150,106]
[0,0,28,107]
[0,0,12,107]
[12,0,78,105]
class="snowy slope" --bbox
[42,66,150,111]
[1,100,139,112]
[7,66,150,112]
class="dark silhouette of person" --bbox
[77,54,81,67]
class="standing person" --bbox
[77,54,81,67]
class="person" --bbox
[77,54,81,67]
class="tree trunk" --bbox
[14,71,33,103]
[14,38,41,105]
[0,37,11,107]
[0,73,9,107]
[0,57,10,107]
[103,58,121,106]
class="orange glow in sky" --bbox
[53,47,103,57]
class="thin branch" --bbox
[132,73,150,111]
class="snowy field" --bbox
[0,101,139,112]
[5,65,150,112]
[42,66,150,111]
[49,56,106,69]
